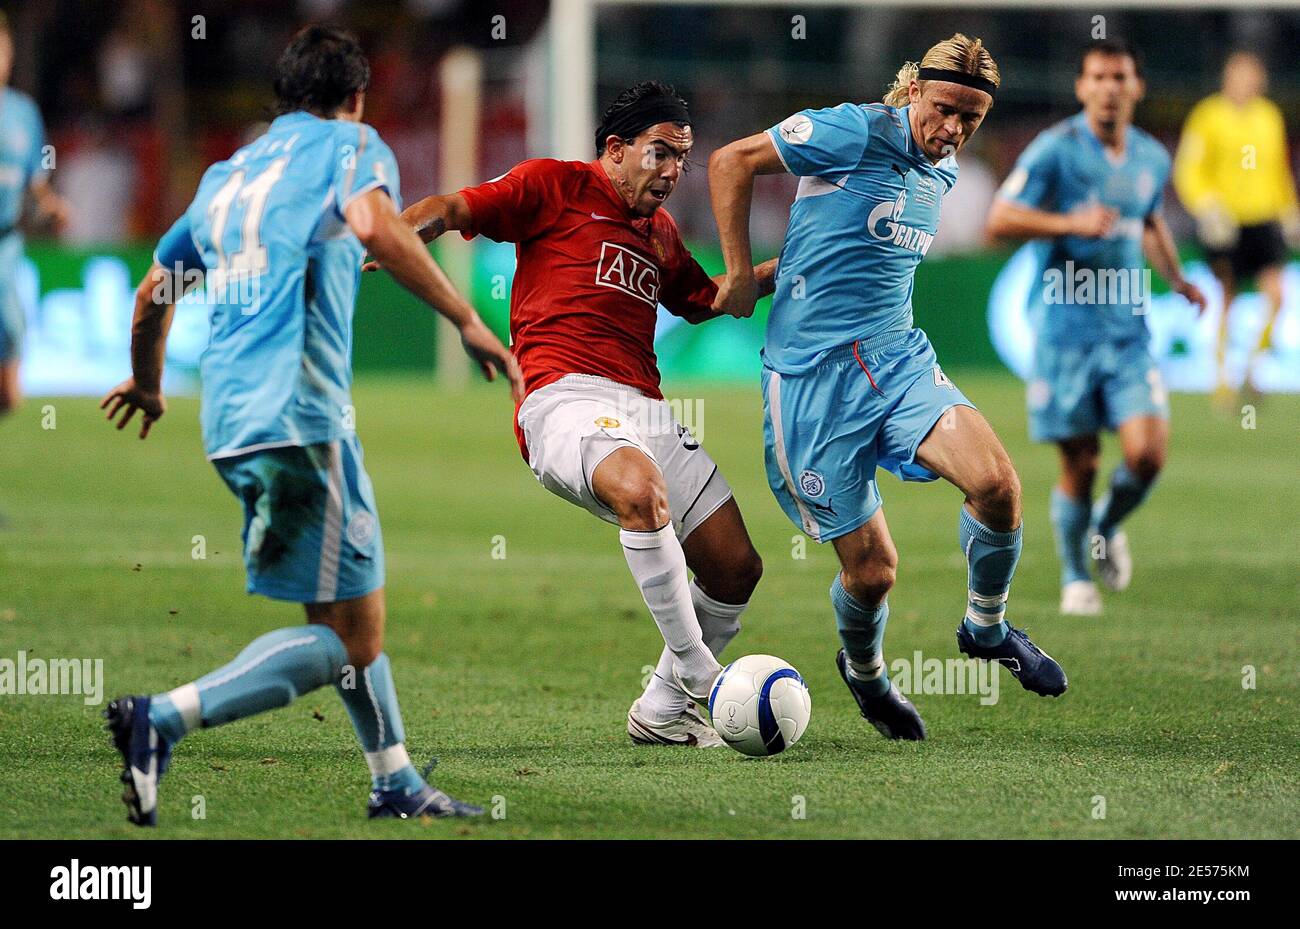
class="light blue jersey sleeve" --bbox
[767,104,870,179]
[998,131,1059,209]
[154,211,204,273]
[332,123,401,217]
[27,102,48,184]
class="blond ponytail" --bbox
[884,62,920,107]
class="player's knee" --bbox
[1064,453,1099,490]
[1071,461,1099,491]
[1125,448,1164,482]
[342,634,382,670]
[692,546,761,606]
[972,465,1022,528]
[610,475,671,530]
[841,554,897,607]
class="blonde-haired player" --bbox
[1175,51,1298,405]
[710,34,1067,742]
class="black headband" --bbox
[916,67,997,96]
[595,95,691,154]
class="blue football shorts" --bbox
[1027,336,1169,443]
[212,434,384,603]
[761,328,975,542]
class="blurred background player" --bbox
[987,40,1206,616]
[380,82,773,747]
[1174,50,1299,407]
[98,25,521,825]
[710,33,1067,742]
[0,11,70,416]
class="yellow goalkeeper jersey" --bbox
[1174,94,1297,225]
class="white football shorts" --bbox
[517,374,733,541]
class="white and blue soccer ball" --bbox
[707,654,811,757]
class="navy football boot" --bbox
[956,623,1068,697]
[368,784,485,820]
[835,648,927,740]
[104,695,172,827]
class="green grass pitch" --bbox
[1,372,1296,838]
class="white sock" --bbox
[846,654,885,682]
[639,579,747,722]
[620,525,720,700]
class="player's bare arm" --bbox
[986,197,1117,240]
[405,192,473,244]
[708,132,787,318]
[675,257,779,325]
[345,187,523,401]
[737,256,779,303]
[359,193,470,268]
[1142,211,1207,313]
[100,263,184,439]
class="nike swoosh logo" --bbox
[590,212,616,222]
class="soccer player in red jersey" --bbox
[384,82,777,746]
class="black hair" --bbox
[273,25,370,117]
[595,80,690,155]
[1077,39,1144,78]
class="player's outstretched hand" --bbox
[100,378,166,439]
[459,318,525,404]
[1176,281,1209,316]
[712,272,759,319]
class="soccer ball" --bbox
[707,654,811,757]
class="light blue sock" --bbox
[335,653,425,794]
[831,573,890,697]
[1093,463,1156,539]
[1050,487,1092,585]
[959,508,1021,648]
[148,625,348,746]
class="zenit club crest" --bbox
[346,511,376,548]
[799,469,825,497]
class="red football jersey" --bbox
[458,159,717,456]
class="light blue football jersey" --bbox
[764,102,958,374]
[999,112,1171,346]
[0,87,47,233]
[155,111,400,459]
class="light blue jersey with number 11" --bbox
[154,111,400,460]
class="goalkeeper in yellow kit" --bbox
[1174,51,1298,404]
